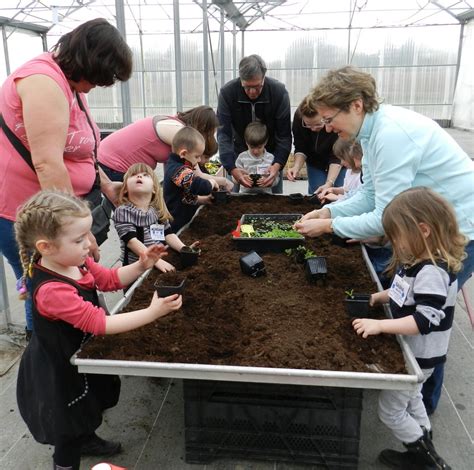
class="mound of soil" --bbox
[79,195,406,374]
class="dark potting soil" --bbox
[79,194,406,374]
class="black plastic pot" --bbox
[345,294,371,317]
[180,246,201,268]
[289,193,304,204]
[154,278,186,297]
[249,174,262,187]
[240,251,266,277]
[305,256,327,284]
[213,190,228,204]
[331,235,350,247]
[306,194,322,208]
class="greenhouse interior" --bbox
[0,1,473,469]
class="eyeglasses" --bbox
[301,117,324,130]
[241,78,265,92]
[320,109,342,125]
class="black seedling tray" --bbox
[233,213,304,253]
[345,294,371,317]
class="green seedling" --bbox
[345,289,354,299]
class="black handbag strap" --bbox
[1,94,101,189]
[0,113,36,173]
[76,93,101,188]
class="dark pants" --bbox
[99,162,125,182]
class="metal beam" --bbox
[115,0,132,125]
[173,0,183,112]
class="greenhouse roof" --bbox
[0,1,473,37]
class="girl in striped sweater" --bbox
[353,187,467,470]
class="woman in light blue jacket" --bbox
[295,66,474,417]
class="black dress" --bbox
[16,263,120,445]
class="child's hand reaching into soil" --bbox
[352,318,382,338]
[149,292,182,319]
[155,259,176,273]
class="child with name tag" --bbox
[234,122,279,194]
[352,187,466,470]
[113,163,199,271]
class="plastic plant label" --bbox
[240,224,255,237]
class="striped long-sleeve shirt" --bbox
[389,260,457,369]
[113,203,173,265]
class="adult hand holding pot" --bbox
[231,168,253,188]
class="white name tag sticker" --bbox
[150,224,165,241]
[389,274,410,307]
[256,164,270,175]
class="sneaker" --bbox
[81,433,121,457]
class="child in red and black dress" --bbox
[163,126,219,232]
[14,190,182,470]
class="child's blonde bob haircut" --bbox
[119,163,173,222]
[382,186,467,276]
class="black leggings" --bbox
[53,436,83,470]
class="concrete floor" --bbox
[0,128,473,469]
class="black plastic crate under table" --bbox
[183,380,363,469]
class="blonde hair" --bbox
[309,66,380,114]
[382,187,467,276]
[15,190,91,278]
[332,138,363,172]
[298,95,319,118]
[119,163,172,222]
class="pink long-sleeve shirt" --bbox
[34,258,123,336]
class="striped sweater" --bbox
[389,261,457,369]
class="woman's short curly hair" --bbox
[52,18,133,86]
[309,66,380,113]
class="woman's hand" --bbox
[189,240,201,250]
[286,166,300,181]
[294,218,333,238]
[352,318,382,338]
[299,207,331,223]
[88,233,100,262]
[101,180,122,206]
[155,258,176,273]
[138,244,167,271]
[314,182,332,196]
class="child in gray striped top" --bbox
[352,187,467,470]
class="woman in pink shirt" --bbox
[98,105,221,181]
[0,19,132,336]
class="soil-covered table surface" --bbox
[79,194,406,374]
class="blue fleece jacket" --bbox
[330,105,474,240]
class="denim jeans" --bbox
[0,217,33,330]
[98,162,125,182]
[422,238,474,413]
[306,164,346,194]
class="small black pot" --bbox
[249,174,262,187]
[331,235,350,247]
[154,278,186,297]
[213,190,228,204]
[240,251,266,277]
[305,256,327,284]
[180,246,201,268]
[289,193,304,204]
[306,194,322,208]
[345,294,371,317]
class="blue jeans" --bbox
[99,162,125,182]
[422,239,474,413]
[365,245,393,289]
[0,217,33,330]
[306,164,346,194]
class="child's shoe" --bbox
[378,429,450,469]
[81,433,121,457]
